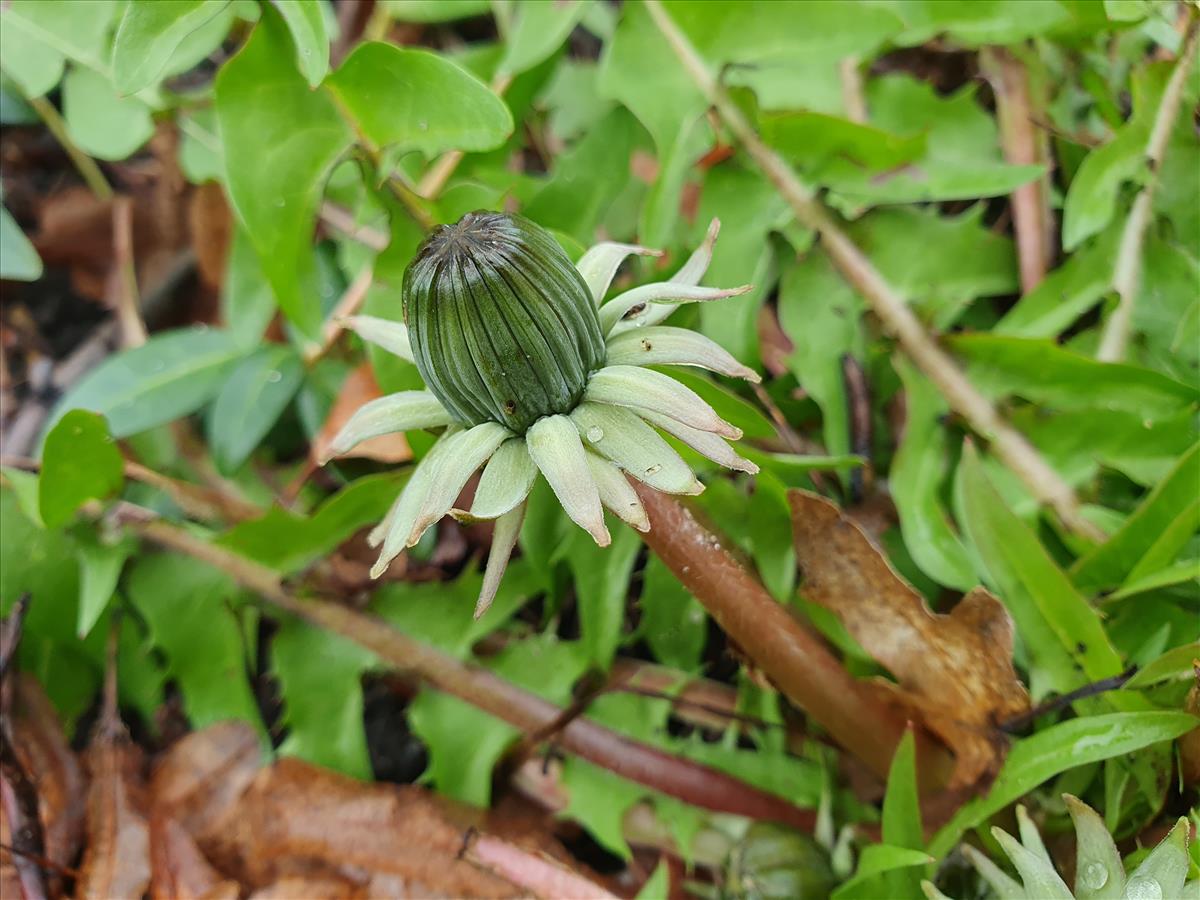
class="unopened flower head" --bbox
[325,211,760,617]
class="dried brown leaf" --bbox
[186,183,232,292]
[224,758,523,897]
[789,489,1030,786]
[75,730,150,899]
[148,720,263,870]
[4,676,85,890]
[247,875,363,899]
[149,814,239,900]
[311,364,411,466]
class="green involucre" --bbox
[403,211,605,433]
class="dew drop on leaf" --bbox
[1082,863,1108,890]
[586,426,603,442]
[266,370,282,383]
[1125,877,1163,900]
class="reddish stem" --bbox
[634,484,953,785]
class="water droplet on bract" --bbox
[418,120,428,131]
[1082,863,1108,890]
[1125,877,1163,900]
[645,464,662,475]
[276,199,286,208]
[681,565,690,574]
[191,322,209,333]
[586,426,603,442]
[266,370,282,383]
[151,361,165,372]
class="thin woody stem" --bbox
[122,504,816,831]
[644,0,1102,543]
[1097,15,1199,362]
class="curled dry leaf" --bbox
[311,363,412,466]
[148,720,263,869]
[75,705,151,899]
[223,757,524,897]
[2,675,85,893]
[788,490,1030,787]
[149,814,239,900]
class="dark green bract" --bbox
[403,211,605,433]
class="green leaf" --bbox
[568,524,641,669]
[499,0,587,76]
[1125,641,1200,689]
[74,533,133,639]
[1,485,80,640]
[111,0,232,94]
[44,328,242,440]
[597,0,705,152]
[639,555,706,670]
[778,249,864,463]
[1108,560,1200,602]
[880,729,925,900]
[206,344,304,474]
[0,204,42,281]
[273,618,375,778]
[1072,443,1200,592]
[951,335,1199,417]
[957,444,1124,694]
[327,42,512,158]
[62,67,154,161]
[1062,63,1170,251]
[996,226,1120,339]
[38,410,124,528]
[929,711,1200,858]
[831,845,934,900]
[891,361,975,590]
[408,634,587,806]
[126,553,266,736]
[523,106,639,244]
[845,206,1017,327]
[636,860,670,900]
[269,0,330,87]
[222,228,278,350]
[214,6,352,340]
[387,0,490,22]
[823,75,1043,206]
[762,112,926,172]
[886,0,1084,46]
[693,162,789,366]
[746,471,795,602]
[0,0,116,96]
[219,471,406,572]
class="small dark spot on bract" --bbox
[504,399,516,414]
[642,340,653,351]
[1075,641,1087,654]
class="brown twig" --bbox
[1097,14,1199,362]
[319,202,390,252]
[110,196,148,348]
[119,504,817,831]
[644,0,1103,543]
[0,455,259,523]
[416,73,515,200]
[999,667,1138,734]
[27,95,113,201]
[980,47,1053,295]
[632,483,953,786]
[305,263,376,364]
[839,56,867,124]
[0,596,48,900]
